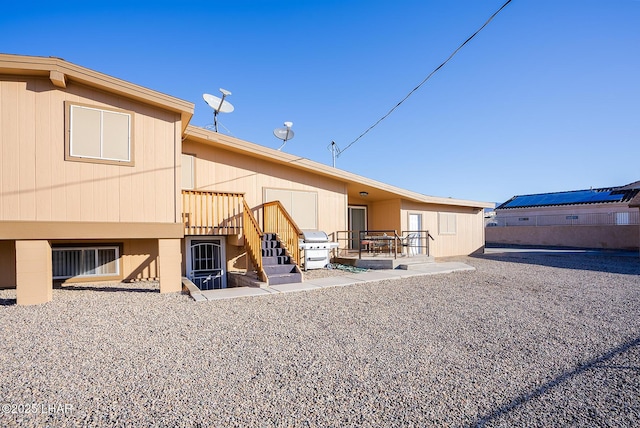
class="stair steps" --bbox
[261,233,302,285]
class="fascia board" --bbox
[184,125,494,210]
[0,54,194,130]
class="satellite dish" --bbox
[203,93,234,113]
[273,121,294,150]
[202,88,234,132]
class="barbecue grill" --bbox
[299,230,339,270]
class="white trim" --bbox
[348,205,368,250]
[69,104,132,162]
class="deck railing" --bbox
[400,230,434,257]
[182,190,302,275]
[335,229,434,259]
[242,200,266,282]
[263,201,301,265]
[182,190,244,235]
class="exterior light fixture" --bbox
[359,191,368,197]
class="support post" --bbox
[16,240,53,305]
[158,239,182,293]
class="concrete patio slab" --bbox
[339,270,405,282]
[408,262,475,275]
[268,281,322,293]
[199,286,275,301]
[303,276,364,287]
[187,262,476,301]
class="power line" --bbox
[337,0,513,157]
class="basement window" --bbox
[65,102,134,166]
[52,246,120,279]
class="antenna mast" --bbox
[327,141,343,167]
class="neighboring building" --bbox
[630,192,640,255]
[487,181,640,251]
[0,53,493,305]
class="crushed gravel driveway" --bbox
[1,251,639,427]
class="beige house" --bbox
[487,182,640,251]
[0,54,492,305]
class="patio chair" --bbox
[400,232,420,256]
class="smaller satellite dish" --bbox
[202,88,234,132]
[274,121,294,151]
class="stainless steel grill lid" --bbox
[300,230,329,242]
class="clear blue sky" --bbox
[2,0,639,204]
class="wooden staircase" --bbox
[243,200,303,286]
[261,233,302,285]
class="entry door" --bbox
[188,239,225,290]
[408,213,422,255]
[409,213,422,231]
[348,206,367,250]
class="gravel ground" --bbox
[1,252,639,427]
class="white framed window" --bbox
[65,102,134,166]
[52,246,120,279]
[438,212,457,235]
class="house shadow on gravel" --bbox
[472,250,640,275]
[56,283,159,294]
[469,334,640,427]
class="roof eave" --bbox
[0,54,194,131]
[184,125,494,210]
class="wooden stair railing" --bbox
[263,201,301,266]
[242,200,267,282]
[182,190,244,236]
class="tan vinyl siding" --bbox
[368,199,401,231]
[0,76,181,225]
[121,239,159,280]
[183,139,347,234]
[401,201,485,257]
[264,188,318,230]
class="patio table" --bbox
[361,235,395,255]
